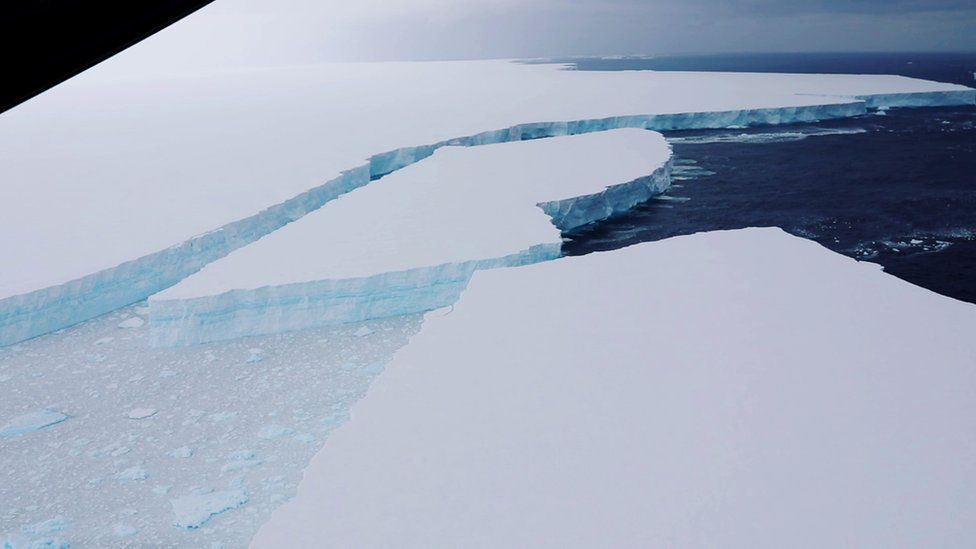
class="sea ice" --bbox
[117,317,145,329]
[168,446,193,459]
[352,327,373,338]
[113,467,149,481]
[0,410,68,439]
[171,489,248,529]
[257,425,292,440]
[112,523,138,538]
[1,308,421,544]
[126,408,157,420]
[149,129,672,345]
[245,348,264,363]
[254,228,976,547]
[21,517,65,537]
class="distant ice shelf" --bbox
[148,129,671,346]
[2,56,974,346]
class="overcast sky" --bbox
[111,0,976,71]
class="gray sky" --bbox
[112,0,976,71]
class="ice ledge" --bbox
[148,130,671,346]
[2,88,971,347]
[251,227,976,548]
[795,89,976,109]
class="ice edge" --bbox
[2,89,972,346]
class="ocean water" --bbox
[563,53,976,304]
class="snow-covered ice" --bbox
[253,228,976,548]
[117,317,145,329]
[169,446,193,459]
[126,408,157,420]
[113,466,149,482]
[171,489,248,529]
[0,410,68,439]
[112,523,138,538]
[21,517,64,537]
[2,48,972,346]
[149,129,671,345]
[0,301,420,547]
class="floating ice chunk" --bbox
[171,489,248,529]
[152,485,172,496]
[113,523,138,538]
[352,326,374,338]
[0,410,68,439]
[126,408,157,420]
[293,433,314,444]
[222,449,262,473]
[209,411,238,423]
[113,466,149,481]
[221,459,262,474]
[22,517,65,537]
[168,446,193,459]
[7,529,68,549]
[245,348,264,363]
[257,425,292,440]
[363,363,385,376]
[93,337,114,346]
[229,449,255,460]
[117,317,145,329]
[150,130,672,345]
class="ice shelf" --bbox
[2,51,974,345]
[252,228,976,548]
[148,129,671,345]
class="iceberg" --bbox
[148,129,671,346]
[252,228,976,548]
[2,56,973,346]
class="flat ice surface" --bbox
[0,303,420,547]
[254,228,976,548]
[2,54,973,301]
[156,129,668,299]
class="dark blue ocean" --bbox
[560,53,976,304]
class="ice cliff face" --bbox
[0,102,858,348]
[2,59,974,346]
[0,167,369,347]
[148,130,671,346]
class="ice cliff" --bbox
[148,129,671,346]
[2,60,974,346]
